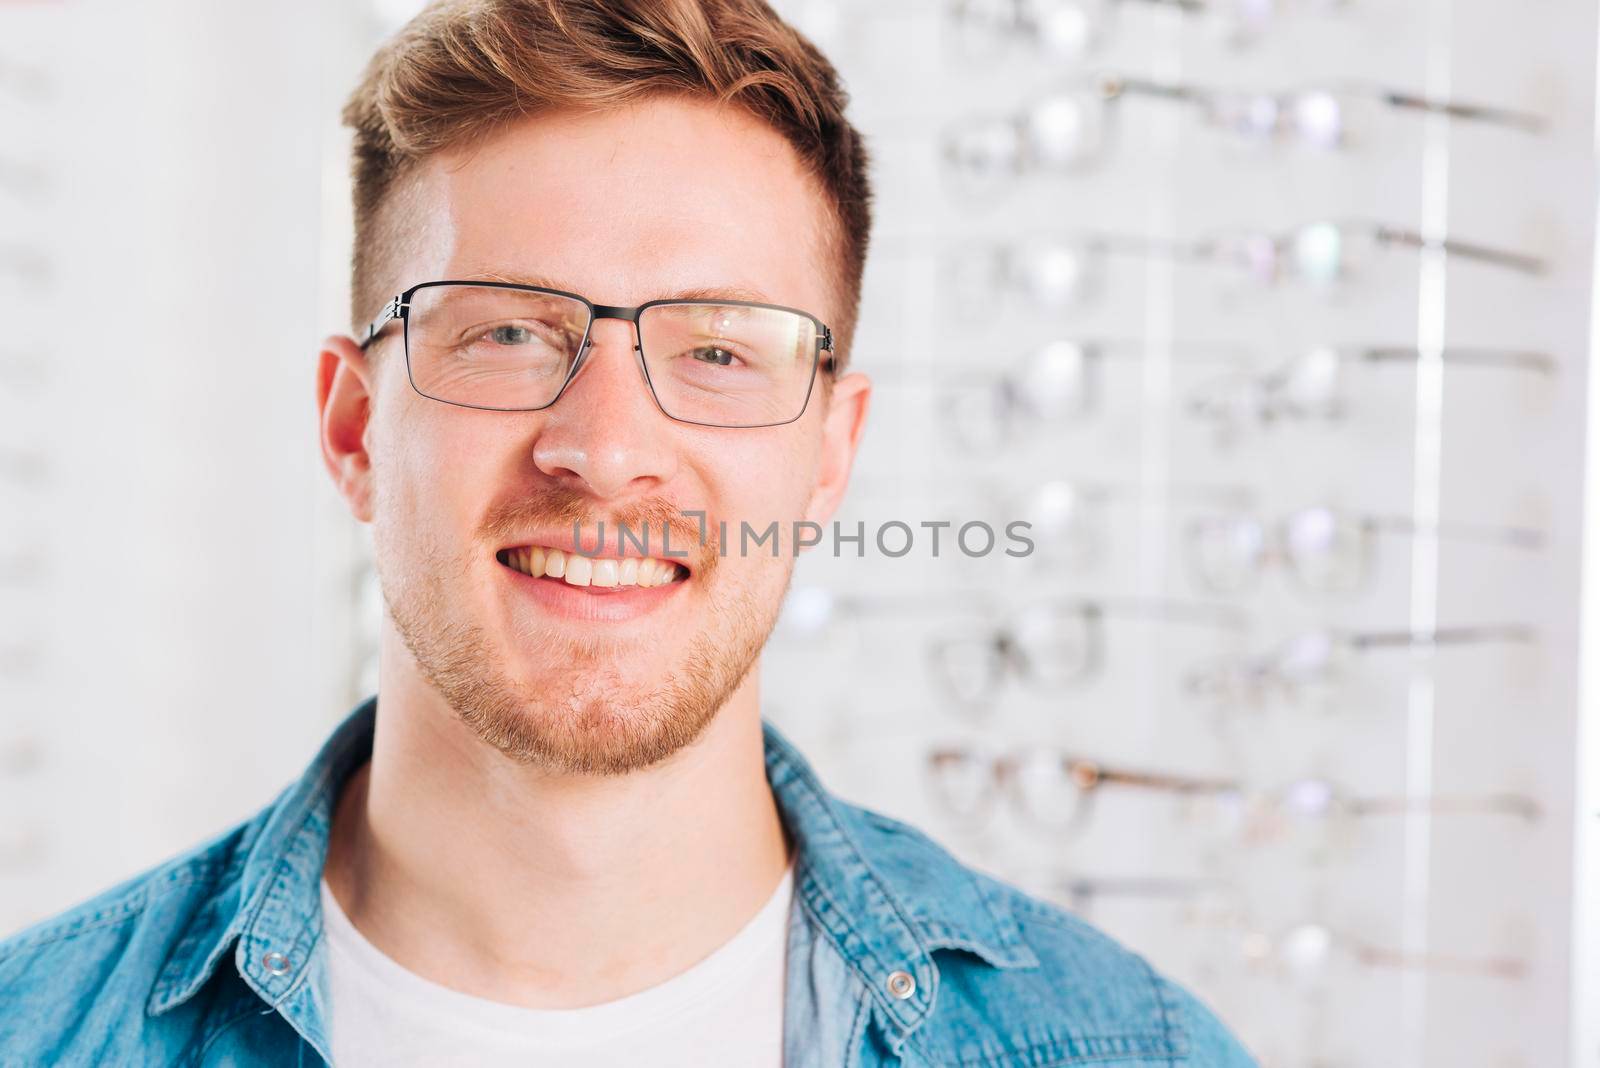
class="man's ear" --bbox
[804,370,871,528]
[318,335,379,523]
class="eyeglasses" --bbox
[1054,874,1223,916]
[878,339,1244,449]
[946,0,1198,62]
[947,0,1347,57]
[926,744,1239,831]
[928,598,1244,707]
[1186,345,1558,434]
[1196,220,1546,285]
[1182,505,1544,596]
[948,220,1543,312]
[989,479,1251,571]
[1243,776,1541,833]
[936,339,1114,447]
[360,280,836,429]
[1219,919,1528,983]
[1185,623,1537,707]
[943,75,1542,188]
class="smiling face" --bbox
[318,96,870,775]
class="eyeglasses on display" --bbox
[1234,776,1542,840]
[943,74,1541,187]
[1193,220,1546,285]
[1182,505,1544,596]
[950,220,1543,311]
[1221,920,1528,983]
[361,280,836,428]
[1185,345,1557,433]
[946,0,1196,62]
[947,0,1348,57]
[928,597,1245,706]
[878,339,1244,449]
[1054,874,1223,915]
[926,743,1239,831]
[989,480,1248,572]
[1185,623,1537,707]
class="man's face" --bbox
[319,97,869,775]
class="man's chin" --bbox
[454,682,727,776]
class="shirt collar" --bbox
[150,697,1037,1035]
[761,719,1038,1048]
[149,696,376,1017]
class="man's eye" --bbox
[487,324,536,345]
[691,346,737,366]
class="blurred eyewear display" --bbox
[928,597,1243,705]
[943,74,1542,185]
[1186,623,1537,706]
[906,339,1244,448]
[926,743,1238,831]
[947,0,1350,58]
[1219,919,1528,983]
[950,221,1544,312]
[1181,504,1544,596]
[1186,344,1557,433]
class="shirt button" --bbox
[262,951,292,976]
[886,970,916,1000]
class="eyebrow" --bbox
[465,269,775,306]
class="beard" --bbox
[372,486,789,776]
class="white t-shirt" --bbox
[319,866,793,1068]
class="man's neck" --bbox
[322,660,791,1009]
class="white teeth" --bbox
[503,545,685,587]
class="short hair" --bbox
[341,0,872,366]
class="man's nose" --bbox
[529,318,679,500]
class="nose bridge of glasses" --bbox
[569,307,649,392]
[585,304,645,351]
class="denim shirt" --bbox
[0,697,1256,1066]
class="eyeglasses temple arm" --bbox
[1381,89,1546,133]
[1374,225,1546,275]
[1348,623,1538,651]
[1089,763,1240,796]
[1359,346,1558,375]
[360,296,404,350]
[1099,75,1205,106]
[1362,514,1546,549]
[1341,792,1542,821]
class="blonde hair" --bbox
[342,0,872,365]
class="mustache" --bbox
[479,487,717,568]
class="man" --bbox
[0,1,1254,1064]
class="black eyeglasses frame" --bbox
[360,279,836,429]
